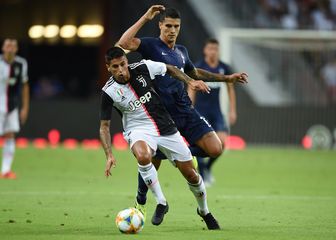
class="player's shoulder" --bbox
[129,60,151,75]
[14,55,28,65]
[129,59,146,69]
[102,77,116,92]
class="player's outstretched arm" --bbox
[100,120,117,177]
[118,5,165,51]
[187,68,248,84]
[166,64,210,93]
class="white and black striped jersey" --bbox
[0,55,28,113]
[100,60,177,136]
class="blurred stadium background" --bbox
[1,0,336,148]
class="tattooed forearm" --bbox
[166,64,194,84]
[188,68,230,82]
[100,120,113,159]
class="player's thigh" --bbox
[174,109,214,146]
[3,108,20,135]
[157,132,192,164]
[157,132,199,184]
[127,131,158,165]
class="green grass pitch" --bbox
[0,147,335,240]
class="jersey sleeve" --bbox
[194,60,202,68]
[181,46,195,73]
[100,91,114,120]
[137,37,155,59]
[21,58,28,83]
[143,60,167,80]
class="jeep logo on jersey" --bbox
[136,75,147,87]
[129,92,152,111]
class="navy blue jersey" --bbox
[194,60,233,112]
[137,37,195,117]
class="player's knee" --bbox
[136,152,152,165]
[207,143,223,158]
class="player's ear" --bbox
[105,64,110,72]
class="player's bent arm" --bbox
[187,68,248,84]
[99,120,113,158]
[100,120,117,177]
[117,5,164,51]
[100,120,114,159]
[166,64,210,93]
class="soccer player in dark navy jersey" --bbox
[189,39,237,187]
[118,5,248,222]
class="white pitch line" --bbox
[0,191,335,201]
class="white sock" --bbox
[1,138,16,174]
[188,174,209,215]
[138,163,166,205]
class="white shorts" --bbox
[0,108,20,135]
[124,131,192,163]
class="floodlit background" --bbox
[0,1,336,240]
[0,0,335,148]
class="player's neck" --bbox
[205,57,219,68]
[3,54,15,64]
[159,36,175,49]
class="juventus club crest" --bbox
[136,75,147,87]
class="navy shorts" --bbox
[196,108,229,133]
[173,108,214,145]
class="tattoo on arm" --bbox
[188,68,230,82]
[166,64,194,84]
[100,120,113,159]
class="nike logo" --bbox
[161,52,168,56]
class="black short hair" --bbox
[204,38,219,46]
[159,8,181,22]
[105,47,125,63]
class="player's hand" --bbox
[228,72,248,84]
[188,80,211,94]
[20,108,29,125]
[105,156,117,178]
[144,5,165,21]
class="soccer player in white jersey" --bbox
[100,47,220,229]
[0,39,29,179]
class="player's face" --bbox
[107,56,130,83]
[159,17,181,45]
[204,43,219,61]
[2,39,18,57]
